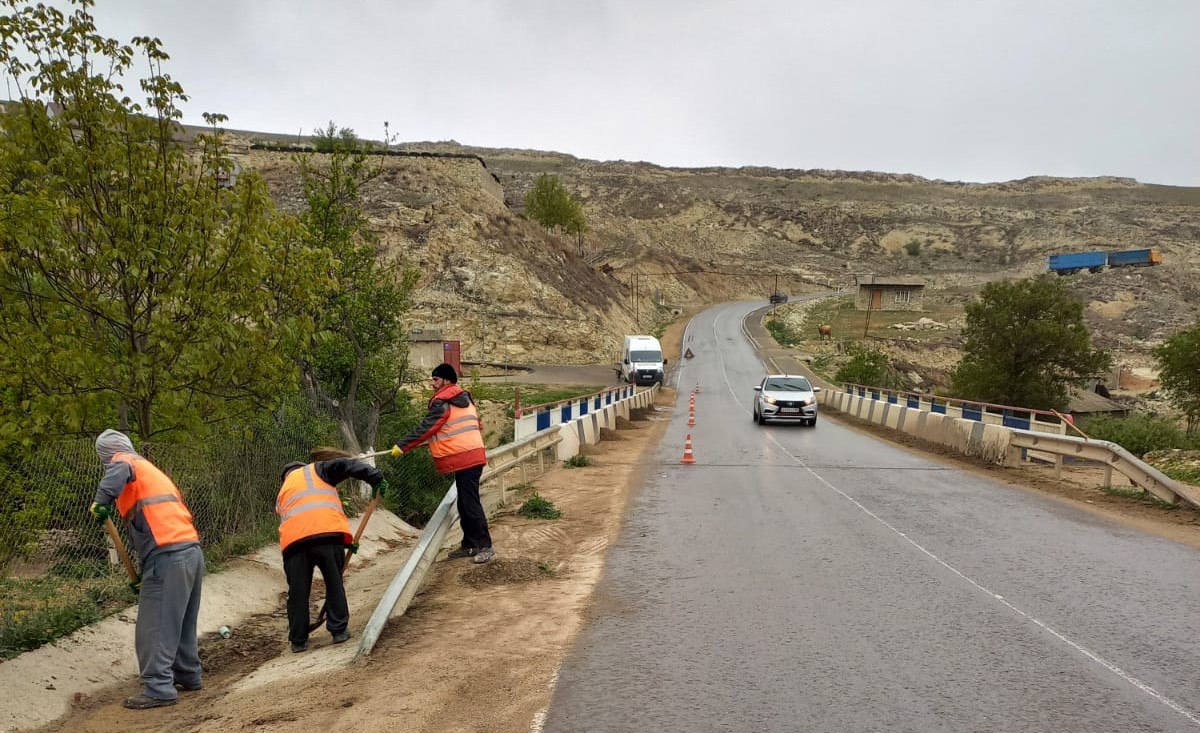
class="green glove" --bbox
[89,502,112,524]
[129,578,141,594]
[374,480,389,498]
[347,542,360,555]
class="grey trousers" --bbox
[136,543,204,700]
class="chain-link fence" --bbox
[0,398,456,659]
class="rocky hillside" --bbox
[236,138,1200,368]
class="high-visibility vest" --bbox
[429,401,486,473]
[275,463,351,552]
[111,452,200,549]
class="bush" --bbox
[518,494,562,520]
[905,239,921,257]
[1081,414,1198,459]
[834,346,893,387]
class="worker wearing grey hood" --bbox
[90,429,205,710]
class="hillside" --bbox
[233,138,1200,370]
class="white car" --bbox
[753,374,821,426]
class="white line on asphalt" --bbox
[715,303,1200,729]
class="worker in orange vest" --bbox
[277,453,385,653]
[394,363,493,563]
[89,429,203,710]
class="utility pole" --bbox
[771,273,779,319]
[863,292,873,338]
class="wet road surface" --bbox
[542,301,1200,733]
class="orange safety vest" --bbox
[275,463,351,552]
[111,452,200,549]
[429,401,486,473]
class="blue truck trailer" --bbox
[1106,248,1163,268]
[1048,251,1108,275]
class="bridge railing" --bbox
[514,384,639,441]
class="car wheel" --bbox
[809,417,818,427]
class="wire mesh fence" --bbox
[0,399,458,659]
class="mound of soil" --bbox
[458,558,552,588]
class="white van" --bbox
[621,335,666,385]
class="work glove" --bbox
[374,479,389,498]
[129,577,142,594]
[347,542,360,556]
[89,502,114,524]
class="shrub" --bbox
[904,239,922,257]
[1081,414,1198,459]
[563,454,590,468]
[835,346,894,387]
[765,319,802,347]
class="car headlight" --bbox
[764,397,777,405]
[798,399,809,407]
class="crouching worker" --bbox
[89,429,203,710]
[276,450,385,653]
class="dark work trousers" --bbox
[283,540,348,645]
[455,464,492,550]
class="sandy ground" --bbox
[30,394,674,733]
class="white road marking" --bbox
[713,303,1200,729]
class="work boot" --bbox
[290,641,308,654]
[332,630,351,644]
[123,694,178,710]
[174,681,203,692]
[447,546,477,559]
[473,547,496,564]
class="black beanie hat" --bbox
[280,461,306,482]
[432,363,458,383]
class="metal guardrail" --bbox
[1008,430,1200,510]
[825,385,1200,511]
[842,383,1067,434]
[356,426,563,657]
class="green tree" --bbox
[1155,321,1200,434]
[952,276,1109,410]
[524,173,587,247]
[294,122,420,454]
[0,0,323,444]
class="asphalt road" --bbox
[542,301,1200,733]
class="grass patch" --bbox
[1100,485,1179,510]
[0,574,134,659]
[765,318,803,347]
[562,454,590,469]
[1083,414,1198,459]
[537,561,556,576]
[518,493,562,519]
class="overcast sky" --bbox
[91,0,1199,185]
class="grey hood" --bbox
[95,429,136,464]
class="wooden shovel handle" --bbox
[104,517,139,583]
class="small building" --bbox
[855,275,925,312]
[408,329,461,375]
[1066,387,1130,420]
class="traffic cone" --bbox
[681,434,696,464]
[688,406,696,426]
[695,382,701,393]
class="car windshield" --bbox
[764,377,812,392]
[630,350,661,362]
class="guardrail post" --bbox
[1103,462,1113,489]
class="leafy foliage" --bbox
[835,345,895,387]
[293,122,420,453]
[765,318,802,347]
[952,276,1109,410]
[1082,414,1198,459]
[563,454,590,468]
[0,0,323,444]
[524,174,586,237]
[1154,321,1200,434]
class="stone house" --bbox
[855,275,925,312]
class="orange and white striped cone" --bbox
[688,405,696,426]
[681,434,696,464]
[694,382,701,394]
